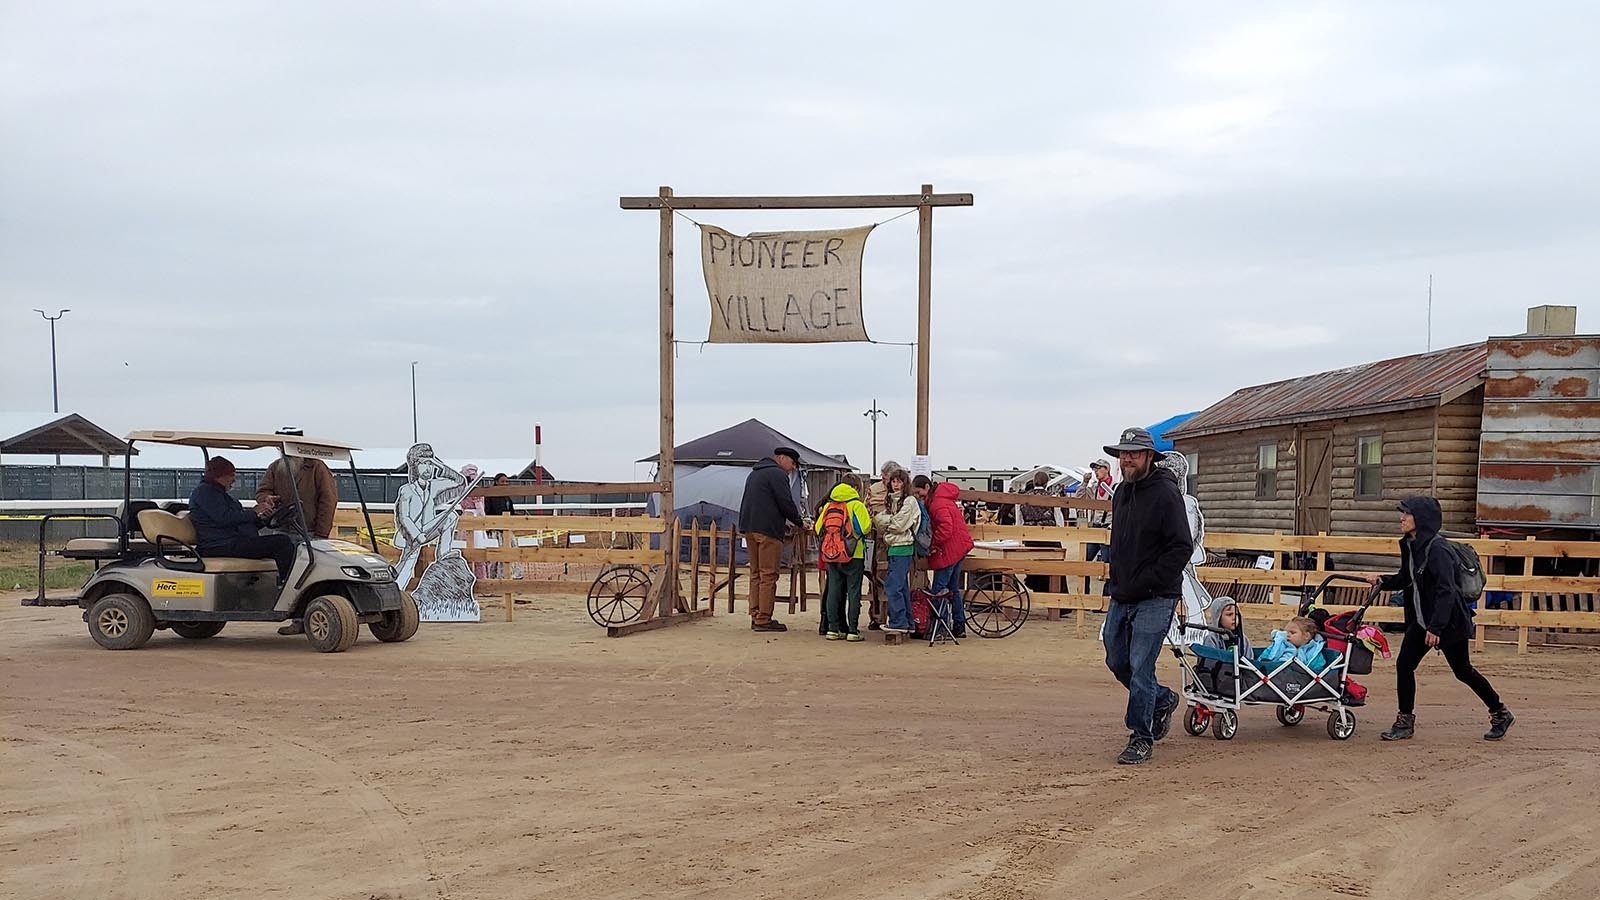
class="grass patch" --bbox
[0,562,91,591]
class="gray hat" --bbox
[1103,427,1159,457]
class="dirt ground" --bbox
[3,592,1598,900]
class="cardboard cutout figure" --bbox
[392,443,481,622]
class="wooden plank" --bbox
[971,524,1107,543]
[958,489,1111,511]
[620,192,974,210]
[331,511,667,533]
[502,592,514,623]
[916,183,934,456]
[653,184,677,622]
[468,481,664,497]
[462,548,660,565]
[605,606,713,637]
[1519,539,1535,654]
[689,519,702,612]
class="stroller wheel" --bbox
[1276,705,1305,727]
[1211,709,1238,741]
[1183,704,1209,736]
[1327,709,1356,741]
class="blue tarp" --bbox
[1146,412,1199,452]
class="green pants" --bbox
[825,557,865,634]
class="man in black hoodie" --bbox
[738,447,805,633]
[1101,427,1193,765]
[1368,496,1514,741]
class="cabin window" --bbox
[1185,453,1199,495]
[1255,443,1278,499]
[1356,434,1383,499]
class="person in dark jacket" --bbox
[484,474,517,516]
[1368,496,1514,741]
[738,447,805,633]
[1100,427,1192,765]
[189,457,298,586]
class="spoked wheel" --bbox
[1183,704,1210,736]
[965,572,1030,638]
[1211,709,1239,741]
[1276,705,1305,727]
[587,565,652,628]
[1327,709,1357,741]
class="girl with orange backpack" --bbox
[814,477,873,641]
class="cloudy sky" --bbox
[2,2,1595,479]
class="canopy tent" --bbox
[1146,411,1200,453]
[638,418,851,470]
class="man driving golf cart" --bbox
[190,456,297,585]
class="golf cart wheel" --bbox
[1327,709,1357,741]
[87,593,155,650]
[1211,709,1239,741]
[966,572,1030,638]
[587,565,651,628]
[170,621,226,640]
[1276,705,1305,727]
[1183,705,1209,736]
[369,591,420,643]
[304,594,360,653]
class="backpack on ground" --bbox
[913,501,933,558]
[1420,537,1487,607]
[819,501,860,564]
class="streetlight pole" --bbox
[863,399,887,475]
[33,309,70,413]
[410,361,419,444]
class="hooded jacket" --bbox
[878,488,922,550]
[1107,465,1191,604]
[256,457,338,538]
[738,458,804,540]
[1255,631,1329,670]
[814,483,872,560]
[1200,600,1253,656]
[1377,495,1475,643]
[189,478,263,551]
[927,482,975,571]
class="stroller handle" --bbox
[1299,574,1381,614]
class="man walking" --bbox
[1101,427,1192,765]
[738,447,805,633]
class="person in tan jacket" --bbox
[256,456,338,539]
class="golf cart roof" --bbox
[125,430,362,462]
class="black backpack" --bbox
[1416,537,1487,606]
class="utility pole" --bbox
[1426,274,1433,352]
[34,309,70,464]
[863,399,888,475]
[410,361,419,444]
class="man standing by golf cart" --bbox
[189,457,297,586]
[1100,427,1192,765]
[257,452,338,539]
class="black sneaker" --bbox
[1485,706,1515,741]
[1380,713,1416,741]
[1116,737,1153,765]
[868,621,882,631]
[1152,691,1180,741]
[752,620,788,633]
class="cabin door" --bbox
[1296,428,1334,535]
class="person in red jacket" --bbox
[915,476,975,638]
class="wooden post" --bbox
[653,185,678,620]
[706,521,719,615]
[689,519,703,611]
[915,183,934,457]
[503,592,514,623]
[1272,531,1284,606]
[1518,537,1535,654]
[728,526,739,614]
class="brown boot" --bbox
[277,620,305,636]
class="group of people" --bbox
[1097,425,1516,765]
[734,447,976,640]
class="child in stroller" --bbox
[1254,616,1328,669]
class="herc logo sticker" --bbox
[152,579,205,598]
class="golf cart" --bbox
[24,429,418,653]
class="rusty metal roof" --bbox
[1171,342,1489,439]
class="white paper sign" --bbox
[911,455,932,478]
[1255,555,1275,570]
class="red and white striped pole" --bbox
[534,423,543,484]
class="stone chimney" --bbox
[1526,305,1578,336]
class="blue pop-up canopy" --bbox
[1146,412,1199,452]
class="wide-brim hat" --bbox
[1103,426,1159,457]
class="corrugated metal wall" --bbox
[1478,337,1600,530]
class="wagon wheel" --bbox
[966,572,1030,638]
[587,565,652,627]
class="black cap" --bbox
[1103,427,1159,458]
[773,447,800,462]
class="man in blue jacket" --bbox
[1101,427,1193,765]
[189,457,298,586]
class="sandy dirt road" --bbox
[3,592,1597,900]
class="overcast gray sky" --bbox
[3,1,1596,478]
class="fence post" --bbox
[1273,531,1284,607]
[503,591,514,623]
[1518,536,1536,654]
[689,519,703,611]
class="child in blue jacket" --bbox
[1255,616,1328,669]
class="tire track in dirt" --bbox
[0,727,173,900]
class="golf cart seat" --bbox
[60,500,159,560]
[136,509,279,574]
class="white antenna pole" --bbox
[1427,274,1433,352]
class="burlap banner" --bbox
[699,224,874,343]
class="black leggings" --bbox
[1395,626,1501,715]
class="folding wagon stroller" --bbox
[1178,575,1381,742]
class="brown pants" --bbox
[747,531,783,624]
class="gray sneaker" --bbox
[1152,692,1181,742]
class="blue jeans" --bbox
[931,560,967,635]
[885,553,913,630]
[1104,598,1178,742]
